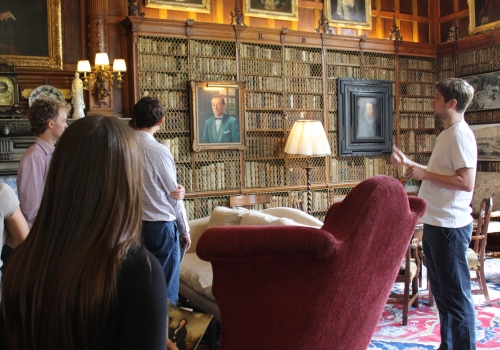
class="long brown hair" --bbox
[1,115,143,349]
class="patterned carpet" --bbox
[369,256,500,349]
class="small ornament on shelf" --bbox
[315,14,334,34]
[230,0,245,26]
[388,15,403,41]
[447,16,461,42]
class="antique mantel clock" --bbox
[0,58,20,118]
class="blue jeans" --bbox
[423,223,476,350]
[142,221,180,304]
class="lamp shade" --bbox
[112,59,127,72]
[284,120,331,156]
[77,60,91,72]
[95,53,110,66]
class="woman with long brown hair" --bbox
[0,115,168,349]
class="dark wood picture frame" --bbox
[337,78,393,157]
[0,0,62,69]
[461,71,500,112]
[190,81,246,152]
[470,123,500,161]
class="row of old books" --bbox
[241,60,282,77]
[139,72,188,90]
[326,51,360,65]
[287,94,323,109]
[138,37,187,55]
[400,97,434,111]
[190,41,235,57]
[400,114,435,129]
[401,131,437,153]
[244,76,282,91]
[403,58,434,70]
[327,65,362,79]
[245,136,285,159]
[362,68,396,81]
[244,162,286,188]
[290,190,330,212]
[283,62,321,76]
[240,44,281,60]
[400,70,435,82]
[138,55,187,72]
[284,77,322,93]
[176,164,193,192]
[159,137,190,162]
[194,197,230,218]
[246,112,284,130]
[284,48,321,63]
[154,91,188,110]
[190,57,237,74]
[330,158,394,182]
[401,83,435,96]
[160,113,190,132]
[246,92,283,109]
[195,162,240,191]
[287,166,324,186]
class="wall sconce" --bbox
[77,53,127,101]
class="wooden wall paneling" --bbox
[62,0,83,66]
[381,17,393,39]
[418,22,430,43]
[297,8,316,32]
[400,0,413,15]
[429,0,440,44]
[107,0,127,16]
[440,20,453,43]
[400,20,414,41]
[459,16,469,40]
[380,0,395,12]
[458,0,468,11]
[439,0,454,17]
[417,0,428,17]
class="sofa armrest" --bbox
[187,216,210,252]
[197,225,336,261]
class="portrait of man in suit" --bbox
[201,95,240,143]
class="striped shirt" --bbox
[137,131,189,234]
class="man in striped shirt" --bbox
[132,96,191,305]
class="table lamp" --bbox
[284,120,331,215]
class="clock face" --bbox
[0,76,14,106]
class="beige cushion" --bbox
[180,253,215,301]
[261,207,323,228]
[399,259,418,280]
[206,206,248,229]
[239,210,304,226]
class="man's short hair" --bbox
[132,97,165,128]
[435,78,474,114]
[28,97,70,136]
[212,96,225,105]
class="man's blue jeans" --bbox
[423,223,476,350]
[142,221,180,304]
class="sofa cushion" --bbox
[180,253,216,301]
[261,207,323,227]
[239,210,305,226]
[206,206,248,229]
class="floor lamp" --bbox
[284,120,331,215]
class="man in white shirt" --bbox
[392,78,477,349]
[132,96,191,305]
[17,97,70,228]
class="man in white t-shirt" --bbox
[391,78,477,349]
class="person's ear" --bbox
[47,119,54,129]
[448,99,458,110]
[156,118,163,127]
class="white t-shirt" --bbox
[0,183,19,268]
[418,120,477,228]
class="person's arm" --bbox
[405,165,475,192]
[18,154,48,227]
[390,145,427,170]
[4,207,29,248]
[170,184,185,200]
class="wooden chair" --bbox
[387,237,421,325]
[470,197,493,305]
[428,197,493,307]
[229,194,270,210]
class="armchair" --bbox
[197,175,426,350]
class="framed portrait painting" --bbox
[467,0,500,35]
[470,123,500,161]
[244,0,299,21]
[325,0,372,30]
[337,78,393,157]
[0,0,62,69]
[145,0,210,14]
[190,81,246,152]
[461,71,500,112]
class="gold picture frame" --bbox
[244,0,299,21]
[0,0,62,69]
[467,0,500,35]
[145,0,210,14]
[325,0,372,30]
[190,81,246,152]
